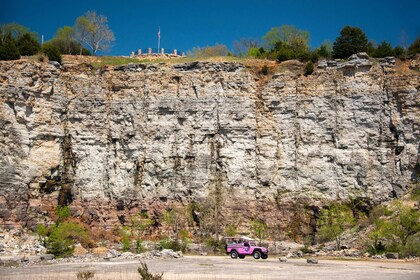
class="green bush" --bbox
[119,226,132,252]
[276,47,294,62]
[0,35,20,60]
[310,52,319,63]
[304,61,314,76]
[160,238,182,251]
[42,43,62,63]
[261,65,268,75]
[205,237,226,253]
[46,221,90,257]
[399,234,420,257]
[16,33,40,56]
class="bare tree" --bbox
[234,38,259,56]
[74,11,115,55]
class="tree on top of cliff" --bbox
[408,36,420,56]
[74,11,115,55]
[0,33,20,60]
[333,26,368,59]
[0,23,38,44]
[263,25,310,53]
[49,26,91,55]
[16,33,40,56]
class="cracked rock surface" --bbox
[0,58,418,230]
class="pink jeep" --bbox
[225,237,268,259]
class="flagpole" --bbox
[157,27,160,53]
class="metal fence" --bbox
[134,48,183,55]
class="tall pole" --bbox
[157,27,160,53]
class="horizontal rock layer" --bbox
[0,59,419,230]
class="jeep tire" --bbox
[230,250,238,259]
[253,250,261,259]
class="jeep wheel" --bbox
[253,250,261,259]
[238,255,245,259]
[262,254,268,259]
[230,251,238,259]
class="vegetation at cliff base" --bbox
[37,205,91,258]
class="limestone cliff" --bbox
[0,57,419,232]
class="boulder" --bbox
[40,254,55,261]
[0,256,21,267]
[92,246,109,257]
[385,253,399,259]
[73,243,88,256]
[306,258,319,264]
[279,257,288,262]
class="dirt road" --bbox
[1,256,419,280]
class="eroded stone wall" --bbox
[0,59,418,232]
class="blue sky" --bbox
[1,0,419,56]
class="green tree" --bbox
[263,25,309,53]
[74,11,115,55]
[315,42,333,59]
[394,46,405,58]
[318,204,355,250]
[0,34,20,60]
[384,201,420,247]
[16,33,40,56]
[49,26,90,55]
[407,36,420,56]
[372,40,395,58]
[128,212,153,253]
[0,23,37,44]
[250,219,267,245]
[333,26,369,59]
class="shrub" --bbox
[247,47,262,58]
[276,47,294,62]
[42,43,62,63]
[56,205,71,223]
[76,271,95,280]
[37,224,49,247]
[310,52,319,63]
[137,262,164,280]
[205,237,226,253]
[160,238,182,251]
[261,65,268,75]
[0,35,20,60]
[119,226,132,252]
[47,221,90,257]
[304,61,314,76]
[16,33,40,56]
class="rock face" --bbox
[0,58,419,231]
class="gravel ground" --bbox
[1,256,419,280]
